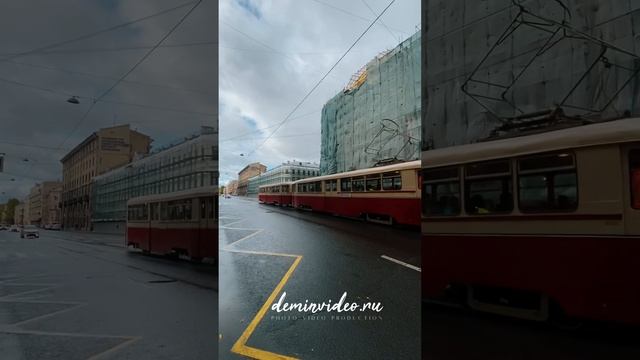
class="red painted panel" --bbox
[422,234,640,324]
[128,225,217,260]
[293,195,420,226]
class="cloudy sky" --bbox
[0,0,217,203]
[219,0,420,185]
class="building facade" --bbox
[423,0,640,151]
[91,126,217,234]
[246,161,320,196]
[226,179,238,195]
[237,162,266,196]
[13,202,25,225]
[28,181,62,226]
[61,124,152,231]
[320,31,421,175]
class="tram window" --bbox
[184,200,192,220]
[352,177,365,192]
[422,166,460,215]
[340,178,351,191]
[382,171,402,190]
[150,203,159,220]
[325,180,337,191]
[464,160,513,215]
[518,153,578,212]
[631,150,640,209]
[366,175,381,191]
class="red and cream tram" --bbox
[126,186,217,261]
[258,182,293,207]
[421,118,640,324]
[291,160,421,226]
[257,161,421,226]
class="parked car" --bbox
[43,224,50,230]
[49,224,61,231]
[9,225,19,232]
[0,224,7,230]
[20,225,39,238]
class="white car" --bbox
[49,224,61,231]
[20,225,40,238]
[9,225,19,232]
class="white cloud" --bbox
[219,0,420,184]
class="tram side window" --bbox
[422,166,460,216]
[630,150,640,209]
[150,203,159,220]
[366,174,381,191]
[352,177,365,192]
[465,160,513,214]
[325,180,337,191]
[340,178,351,191]
[382,171,402,190]
[518,152,578,212]
[128,204,148,221]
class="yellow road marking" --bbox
[230,255,302,360]
[222,216,304,359]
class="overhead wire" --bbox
[0,75,216,117]
[246,0,397,156]
[0,0,198,62]
[0,41,217,56]
[56,0,206,150]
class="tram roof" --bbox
[294,160,421,184]
[127,186,217,205]
[422,118,640,168]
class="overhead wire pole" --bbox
[246,0,396,156]
[56,0,205,150]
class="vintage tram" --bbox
[421,118,640,324]
[258,160,421,226]
[126,186,217,261]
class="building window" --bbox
[464,160,513,215]
[631,149,640,209]
[422,166,460,216]
[518,152,577,212]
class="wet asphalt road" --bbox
[422,303,640,360]
[0,229,217,360]
[218,196,421,360]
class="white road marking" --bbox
[381,255,421,272]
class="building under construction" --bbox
[320,31,421,175]
[423,0,640,150]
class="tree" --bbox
[3,198,19,224]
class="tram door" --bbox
[199,196,216,258]
[623,145,640,235]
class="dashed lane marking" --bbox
[381,255,421,272]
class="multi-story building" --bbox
[61,124,152,231]
[246,161,320,196]
[226,180,238,195]
[237,162,266,196]
[13,202,25,225]
[28,181,62,226]
[320,31,421,175]
[91,126,217,234]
